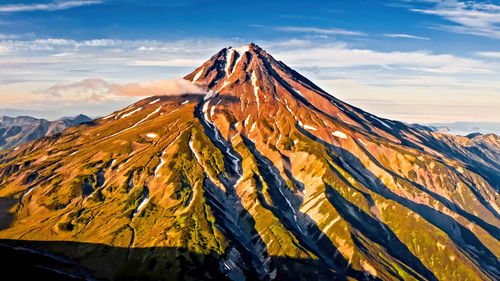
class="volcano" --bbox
[0,43,499,281]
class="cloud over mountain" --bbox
[36,77,205,102]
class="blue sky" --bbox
[0,0,499,123]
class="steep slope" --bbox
[0,114,91,151]
[0,43,499,281]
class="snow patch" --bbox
[250,122,256,133]
[332,131,347,139]
[102,113,115,120]
[204,90,216,100]
[210,105,216,118]
[233,45,250,55]
[251,71,260,109]
[154,149,167,178]
[149,98,160,104]
[224,49,235,74]
[189,138,202,165]
[372,116,392,129]
[146,133,157,138]
[358,138,368,146]
[232,50,245,69]
[97,105,165,140]
[120,107,142,119]
[22,186,36,199]
[291,87,304,98]
[132,192,149,220]
[284,103,298,121]
[202,101,212,122]
[132,105,163,127]
[244,115,251,127]
[219,80,230,91]
[337,113,345,122]
[128,174,134,189]
[192,68,204,81]
[137,197,149,212]
[303,124,317,131]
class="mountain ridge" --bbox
[0,43,499,281]
[0,114,92,152]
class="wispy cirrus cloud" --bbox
[383,33,430,40]
[409,0,500,38]
[276,26,366,36]
[0,1,103,12]
[0,38,231,68]
[269,41,493,73]
[2,37,491,74]
[477,51,500,58]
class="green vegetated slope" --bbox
[0,44,499,281]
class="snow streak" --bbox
[251,71,260,110]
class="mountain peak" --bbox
[227,42,259,54]
[184,42,268,88]
[184,43,354,126]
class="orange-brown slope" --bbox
[0,43,499,281]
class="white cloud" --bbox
[35,77,205,103]
[0,1,102,12]
[0,37,499,123]
[0,38,238,71]
[0,34,18,39]
[0,45,9,53]
[36,78,118,103]
[383,33,430,40]
[260,39,313,49]
[276,26,366,36]
[269,42,493,73]
[477,51,500,58]
[409,0,500,38]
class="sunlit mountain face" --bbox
[0,44,499,281]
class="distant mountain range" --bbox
[0,114,91,151]
[418,122,500,136]
[0,44,499,281]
